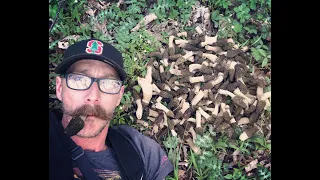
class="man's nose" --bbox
[85,82,101,104]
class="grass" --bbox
[49,0,271,179]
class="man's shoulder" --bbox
[109,125,144,140]
[109,125,155,146]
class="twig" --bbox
[49,0,66,34]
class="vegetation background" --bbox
[49,0,271,179]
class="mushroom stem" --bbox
[189,75,215,83]
[152,83,161,94]
[200,72,224,90]
[133,90,143,119]
[198,107,213,122]
[176,51,194,65]
[175,39,189,45]
[154,102,175,118]
[189,64,202,72]
[177,31,188,37]
[195,26,204,36]
[191,90,205,106]
[168,35,175,56]
[234,88,254,104]
[205,45,222,53]
[239,126,259,141]
[137,77,153,106]
[186,137,201,155]
[137,120,149,127]
[169,62,182,75]
[148,108,159,118]
[202,53,218,63]
[195,110,201,129]
[146,60,153,83]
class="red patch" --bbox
[85,40,103,55]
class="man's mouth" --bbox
[79,115,87,121]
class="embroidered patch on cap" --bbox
[85,40,103,55]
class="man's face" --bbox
[56,59,125,138]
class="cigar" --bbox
[64,116,86,136]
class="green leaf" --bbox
[233,22,243,33]
[262,45,269,50]
[250,0,257,10]
[266,143,271,150]
[262,58,268,67]
[211,10,220,21]
[169,9,179,19]
[258,49,267,57]
[229,144,238,150]
[224,174,233,179]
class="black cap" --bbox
[55,39,126,81]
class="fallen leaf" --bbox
[178,170,186,178]
[62,35,80,41]
[245,159,258,172]
[88,0,109,10]
[85,8,96,17]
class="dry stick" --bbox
[131,13,157,32]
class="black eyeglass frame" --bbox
[61,73,123,94]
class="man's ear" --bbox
[116,85,125,106]
[56,76,63,101]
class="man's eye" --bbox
[74,77,82,81]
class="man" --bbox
[49,39,173,180]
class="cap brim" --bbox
[55,54,126,81]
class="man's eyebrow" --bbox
[102,73,118,79]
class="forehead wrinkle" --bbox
[67,60,120,79]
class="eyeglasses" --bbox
[62,73,123,94]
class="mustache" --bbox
[64,104,111,120]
